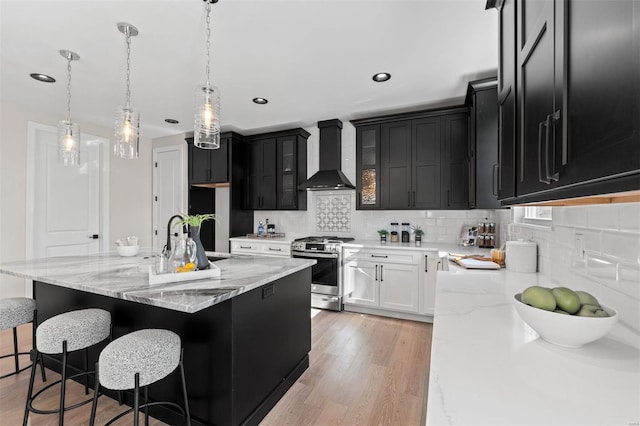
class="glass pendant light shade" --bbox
[57,120,80,166]
[114,106,140,159]
[194,84,220,149]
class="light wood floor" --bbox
[0,311,432,425]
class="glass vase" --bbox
[190,225,210,270]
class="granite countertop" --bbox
[229,236,295,243]
[426,264,640,425]
[0,251,315,314]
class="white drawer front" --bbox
[344,249,419,265]
[231,241,259,254]
[259,244,290,256]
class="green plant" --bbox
[411,225,424,236]
[377,229,389,236]
[176,213,216,228]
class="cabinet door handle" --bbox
[371,254,388,258]
[492,164,499,196]
[538,120,551,184]
[380,265,384,282]
[239,245,252,249]
[547,110,561,182]
[425,255,428,272]
[268,247,282,251]
[375,264,378,281]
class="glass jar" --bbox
[390,222,399,242]
[170,236,197,272]
[401,223,410,243]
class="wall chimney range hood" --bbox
[298,119,355,191]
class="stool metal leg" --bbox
[89,362,100,426]
[134,373,140,426]
[12,327,19,373]
[22,348,39,426]
[33,310,46,382]
[84,348,90,395]
[179,349,191,426]
[144,386,149,426]
[59,340,68,426]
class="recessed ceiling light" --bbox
[253,97,268,105]
[372,72,391,82]
[164,118,179,124]
[30,73,56,83]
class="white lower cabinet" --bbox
[343,247,428,318]
[229,238,291,258]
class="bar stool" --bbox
[23,308,111,426]
[90,329,191,426]
[0,297,45,380]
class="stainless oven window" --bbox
[292,253,338,287]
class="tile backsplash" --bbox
[509,202,640,334]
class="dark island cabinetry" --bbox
[352,106,470,210]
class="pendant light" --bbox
[114,22,140,159]
[194,0,221,149]
[57,50,80,166]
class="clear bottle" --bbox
[401,223,410,242]
[170,235,197,272]
[258,221,265,237]
[390,222,399,242]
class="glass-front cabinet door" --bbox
[356,124,380,209]
[277,136,297,209]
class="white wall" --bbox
[0,99,152,297]
[509,203,640,333]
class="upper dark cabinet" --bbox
[467,77,501,209]
[244,128,309,211]
[187,135,229,184]
[353,107,470,210]
[492,0,640,203]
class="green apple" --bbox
[553,309,570,315]
[577,304,610,317]
[575,290,600,307]
[551,287,581,314]
[521,286,556,311]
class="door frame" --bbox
[25,121,111,268]
[152,144,186,249]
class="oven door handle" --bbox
[292,251,340,259]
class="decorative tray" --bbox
[148,262,221,285]
[245,233,286,239]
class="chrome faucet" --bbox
[163,214,186,257]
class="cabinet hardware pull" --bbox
[492,164,499,196]
[425,255,428,272]
[547,110,561,182]
[240,245,252,249]
[371,254,388,258]
[375,264,378,281]
[380,265,384,282]
[538,120,551,184]
[268,247,282,251]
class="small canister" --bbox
[401,223,410,243]
[505,240,537,273]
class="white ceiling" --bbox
[1,0,498,139]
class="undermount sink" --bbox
[207,256,229,262]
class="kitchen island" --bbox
[0,252,316,426]
[427,263,640,425]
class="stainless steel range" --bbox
[291,236,354,311]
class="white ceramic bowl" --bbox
[513,293,618,348]
[116,245,139,257]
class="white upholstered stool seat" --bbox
[0,297,44,381]
[0,297,35,330]
[90,329,191,426]
[36,308,111,354]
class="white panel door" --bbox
[27,122,109,258]
[343,260,379,307]
[153,146,184,250]
[378,263,419,313]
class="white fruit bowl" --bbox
[513,293,618,348]
[116,245,139,257]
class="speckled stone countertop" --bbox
[0,251,315,313]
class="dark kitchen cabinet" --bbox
[245,128,309,211]
[466,77,501,209]
[490,0,640,204]
[355,125,381,209]
[245,138,277,210]
[496,0,517,201]
[352,106,470,210]
[187,135,229,184]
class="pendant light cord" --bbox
[125,27,132,109]
[205,2,212,88]
[66,53,72,122]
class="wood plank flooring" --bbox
[0,311,432,425]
